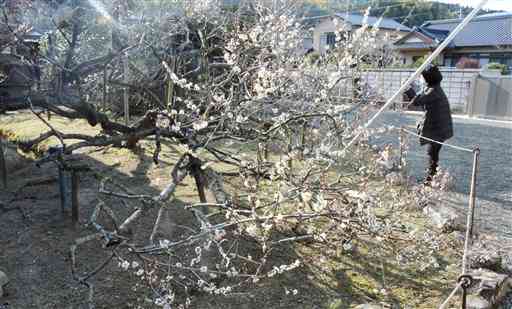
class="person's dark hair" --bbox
[422,65,443,86]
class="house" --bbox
[394,12,512,68]
[0,24,42,101]
[303,13,411,54]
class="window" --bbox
[479,57,489,66]
[506,57,512,68]
[320,34,327,47]
[489,53,512,66]
[443,57,453,67]
[326,32,336,47]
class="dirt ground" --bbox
[0,145,351,309]
[0,111,462,309]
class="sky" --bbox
[431,0,512,12]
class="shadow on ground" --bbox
[0,146,372,309]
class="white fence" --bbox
[335,68,492,112]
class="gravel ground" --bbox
[371,112,512,237]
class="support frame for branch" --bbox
[0,139,6,189]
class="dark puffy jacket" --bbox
[411,85,454,145]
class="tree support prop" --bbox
[190,156,208,213]
[0,140,6,189]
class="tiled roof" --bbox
[421,13,512,47]
[394,26,440,49]
[418,28,449,43]
[303,13,411,32]
[335,13,411,31]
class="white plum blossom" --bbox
[192,120,208,131]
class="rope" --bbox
[438,282,462,309]
[399,128,474,153]
[341,0,489,153]
[395,130,478,308]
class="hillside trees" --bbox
[305,0,500,27]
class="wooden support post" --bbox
[103,65,108,111]
[300,122,306,161]
[0,140,6,189]
[287,130,293,172]
[123,54,129,126]
[71,170,80,224]
[398,126,408,186]
[256,143,263,187]
[193,172,207,204]
[263,136,269,160]
[166,57,175,109]
[190,156,208,213]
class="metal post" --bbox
[0,140,6,189]
[468,147,480,238]
[58,166,67,212]
[71,170,80,224]
[461,147,480,273]
[459,275,473,309]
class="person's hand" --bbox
[404,87,416,101]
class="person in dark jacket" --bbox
[406,65,454,184]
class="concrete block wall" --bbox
[467,75,512,120]
[361,68,481,110]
